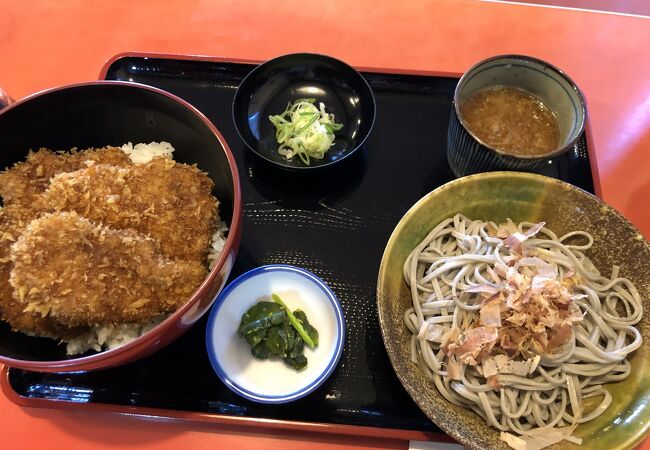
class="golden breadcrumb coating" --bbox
[41,157,218,262]
[10,211,207,327]
[0,147,132,207]
[0,205,83,338]
[0,147,218,339]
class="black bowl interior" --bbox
[0,82,235,362]
[232,53,376,170]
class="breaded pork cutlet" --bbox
[0,146,132,207]
[41,157,218,262]
[0,266,83,338]
[10,211,207,328]
[0,205,81,337]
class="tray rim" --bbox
[1,51,599,442]
[98,51,462,83]
[0,365,448,442]
[97,51,603,198]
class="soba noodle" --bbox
[403,214,643,447]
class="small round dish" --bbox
[206,264,345,403]
[232,53,376,170]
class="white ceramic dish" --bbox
[206,264,345,403]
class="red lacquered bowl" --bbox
[0,81,242,372]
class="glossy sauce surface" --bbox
[460,86,560,156]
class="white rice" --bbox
[63,142,226,355]
[65,318,164,355]
[207,222,229,270]
[120,141,175,164]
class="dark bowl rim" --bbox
[231,52,377,171]
[452,54,588,160]
[0,80,243,371]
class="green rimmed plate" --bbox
[376,171,650,449]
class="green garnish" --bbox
[237,294,319,371]
[268,98,343,165]
[272,293,318,349]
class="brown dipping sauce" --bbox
[459,86,560,156]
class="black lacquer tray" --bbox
[3,54,595,438]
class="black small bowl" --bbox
[232,53,376,170]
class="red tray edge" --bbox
[1,365,451,442]
[0,51,599,445]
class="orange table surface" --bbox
[0,1,649,449]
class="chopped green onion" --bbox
[294,113,320,135]
[272,293,316,349]
[268,98,344,165]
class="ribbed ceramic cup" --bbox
[447,55,586,177]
